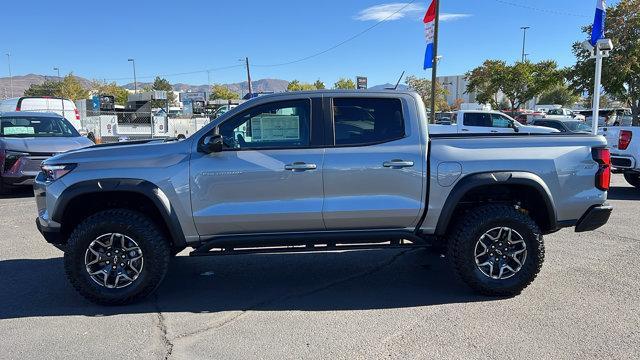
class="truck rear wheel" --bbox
[64,209,171,305]
[448,205,544,296]
[624,172,640,188]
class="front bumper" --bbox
[34,172,65,246]
[575,204,613,232]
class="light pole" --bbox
[6,53,13,98]
[128,58,137,93]
[239,57,252,99]
[520,26,530,62]
[53,67,65,117]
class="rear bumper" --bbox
[575,204,613,232]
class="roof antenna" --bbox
[393,71,405,90]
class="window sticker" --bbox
[251,115,300,141]
[3,126,35,135]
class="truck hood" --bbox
[518,125,560,133]
[1,136,94,154]
[43,138,190,168]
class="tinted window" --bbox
[218,99,310,149]
[0,116,79,137]
[564,121,591,132]
[463,113,492,127]
[333,98,405,146]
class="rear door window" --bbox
[332,98,405,146]
[463,113,492,127]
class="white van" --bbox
[0,97,81,130]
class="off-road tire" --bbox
[64,209,171,305]
[447,204,545,296]
[624,172,640,188]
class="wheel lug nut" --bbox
[106,261,110,264]
[112,266,116,269]
[120,263,124,267]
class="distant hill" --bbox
[0,74,290,99]
[0,73,93,98]
[122,78,290,95]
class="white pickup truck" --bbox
[429,110,558,134]
[543,108,586,121]
[601,126,640,188]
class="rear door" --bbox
[322,96,425,230]
[460,112,493,133]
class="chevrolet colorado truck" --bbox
[34,90,613,305]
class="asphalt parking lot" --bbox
[1,174,639,360]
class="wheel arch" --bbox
[52,178,187,249]
[434,171,557,236]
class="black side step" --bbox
[190,242,431,257]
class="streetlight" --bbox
[6,53,13,98]
[128,58,137,94]
[520,26,530,62]
[53,67,65,116]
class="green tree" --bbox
[144,76,177,107]
[24,79,61,97]
[405,75,449,112]
[287,80,317,91]
[568,0,640,124]
[538,84,580,107]
[59,73,90,100]
[209,85,239,100]
[91,80,129,105]
[314,80,326,90]
[333,78,356,89]
[466,60,562,111]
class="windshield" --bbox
[547,109,563,115]
[564,121,591,132]
[0,116,80,138]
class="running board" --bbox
[190,242,431,257]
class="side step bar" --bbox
[190,241,432,257]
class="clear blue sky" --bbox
[2,0,603,86]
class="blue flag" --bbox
[590,0,606,46]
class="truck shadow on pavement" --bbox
[607,186,640,201]
[0,249,493,320]
[0,188,34,199]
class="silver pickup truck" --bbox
[34,90,613,305]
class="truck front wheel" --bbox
[624,172,640,188]
[64,209,171,305]
[448,205,544,296]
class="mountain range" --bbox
[0,74,290,98]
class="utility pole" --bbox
[128,58,137,94]
[6,53,13,98]
[206,70,212,100]
[520,26,530,62]
[429,0,440,124]
[53,67,65,118]
[245,57,253,98]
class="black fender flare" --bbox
[52,178,186,248]
[433,171,557,236]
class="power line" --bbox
[253,0,419,67]
[103,64,244,82]
[490,0,590,18]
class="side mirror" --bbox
[510,121,520,133]
[200,134,224,153]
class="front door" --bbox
[322,96,426,230]
[190,98,325,236]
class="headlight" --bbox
[41,164,76,182]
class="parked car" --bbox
[0,112,93,193]
[34,90,611,305]
[428,110,559,134]
[543,108,586,121]
[531,119,592,133]
[0,97,82,130]
[600,126,640,188]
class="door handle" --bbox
[461,128,469,132]
[383,160,414,168]
[491,130,498,133]
[284,162,317,171]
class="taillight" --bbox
[619,130,632,150]
[592,147,611,191]
[74,108,80,120]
